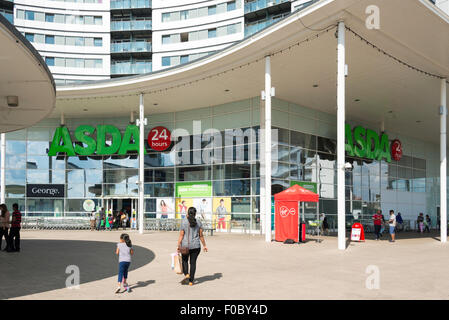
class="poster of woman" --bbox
[175,198,193,219]
[156,198,175,219]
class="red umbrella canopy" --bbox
[274,184,319,202]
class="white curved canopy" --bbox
[0,15,56,133]
[56,0,449,144]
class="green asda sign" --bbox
[175,182,212,197]
[48,125,146,156]
[345,124,391,162]
[290,181,318,193]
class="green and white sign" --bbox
[345,124,391,162]
[290,181,318,193]
[175,181,212,198]
[48,125,146,156]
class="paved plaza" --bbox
[1,229,448,300]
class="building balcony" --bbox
[111,61,152,75]
[244,14,287,37]
[111,41,152,53]
[111,0,152,10]
[244,0,290,14]
[111,19,152,32]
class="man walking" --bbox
[8,203,21,252]
[372,210,383,240]
[96,207,104,231]
[388,209,396,243]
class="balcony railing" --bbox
[111,19,152,31]
[111,0,151,9]
[244,0,290,14]
[244,14,287,37]
[111,41,152,53]
[0,12,13,24]
[111,61,152,75]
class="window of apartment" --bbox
[25,11,34,20]
[227,1,236,11]
[94,16,102,25]
[198,29,208,40]
[162,12,170,22]
[208,5,216,15]
[188,8,198,19]
[34,34,45,43]
[198,7,208,17]
[45,35,55,44]
[171,34,180,43]
[94,38,102,47]
[45,13,54,23]
[188,31,198,41]
[55,57,65,67]
[180,55,189,64]
[208,28,217,38]
[45,57,54,66]
[85,59,94,68]
[66,37,76,46]
[227,23,237,34]
[75,37,84,46]
[162,35,170,44]
[75,58,84,68]
[55,14,65,23]
[84,37,93,46]
[162,57,170,66]
[76,15,84,24]
[16,9,24,20]
[180,10,188,20]
[35,12,45,22]
[217,25,227,37]
[217,3,227,13]
[94,59,102,68]
[55,35,65,45]
[84,15,94,25]
[171,56,180,66]
[66,58,76,68]
[25,33,34,42]
[180,32,188,42]
[66,15,75,24]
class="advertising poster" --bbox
[212,197,231,231]
[175,198,193,219]
[156,197,175,219]
[193,198,212,221]
[175,181,212,198]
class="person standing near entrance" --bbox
[8,203,21,252]
[90,209,96,231]
[0,204,10,251]
[417,213,424,234]
[372,210,383,240]
[177,207,208,286]
[396,212,404,232]
[96,207,104,231]
[388,210,396,243]
[424,214,431,233]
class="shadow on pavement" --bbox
[130,279,156,290]
[0,239,155,299]
[195,272,223,285]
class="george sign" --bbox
[175,181,212,198]
[148,126,171,151]
[26,184,65,198]
[345,124,392,162]
[83,199,96,212]
[391,139,402,161]
[290,181,317,194]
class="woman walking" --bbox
[0,204,10,251]
[177,207,208,286]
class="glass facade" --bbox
[2,97,440,231]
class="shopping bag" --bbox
[172,253,183,274]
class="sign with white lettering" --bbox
[26,184,65,198]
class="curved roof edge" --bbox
[0,14,56,93]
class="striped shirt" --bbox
[11,210,21,228]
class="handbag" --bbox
[180,224,190,255]
[173,253,183,274]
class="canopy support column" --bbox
[1,133,5,204]
[264,55,272,242]
[138,93,146,234]
[440,78,447,243]
[337,21,346,250]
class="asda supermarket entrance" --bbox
[103,196,138,229]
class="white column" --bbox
[440,78,447,243]
[1,133,5,204]
[264,56,272,242]
[337,21,346,250]
[138,93,146,234]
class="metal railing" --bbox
[111,19,152,31]
[22,217,91,230]
[111,61,152,74]
[111,0,151,9]
[244,0,290,14]
[111,41,152,53]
